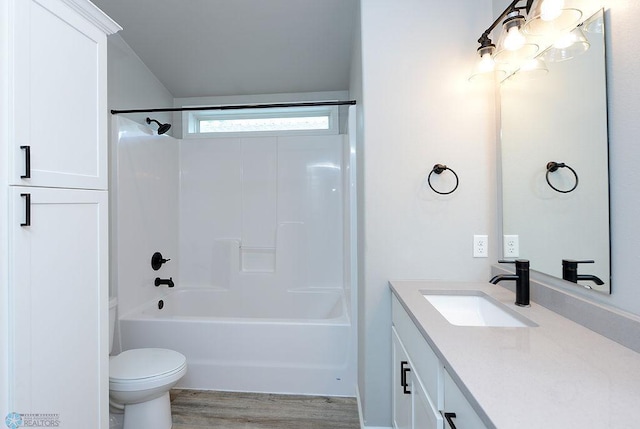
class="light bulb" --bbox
[504,26,526,51]
[541,0,564,21]
[478,53,495,73]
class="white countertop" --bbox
[390,280,640,429]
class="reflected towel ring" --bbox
[546,162,579,193]
[427,164,459,195]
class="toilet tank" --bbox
[109,297,118,354]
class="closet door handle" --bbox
[443,412,457,429]
[20,193,31,227]
[400,361,411,394]
[20,145,31,179]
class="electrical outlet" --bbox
[473,235,488,258]
[504,235,519,258]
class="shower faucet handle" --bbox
[151,252,171,271]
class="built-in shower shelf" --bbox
[240,246,276,273]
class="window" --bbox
[185,105,338,138]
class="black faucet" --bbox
[562,259,605,286]
[155,277,174,288]
[490,259,530,307]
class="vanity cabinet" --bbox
[1,0,120,426]
[392,295,488,429]
[392,328,442,429]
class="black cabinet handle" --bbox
[20,145,31,179]
[400,361,411,395]
[444,412,457,429]
[20,193,31,227]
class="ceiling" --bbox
[92,0,358,98]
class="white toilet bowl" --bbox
[109,298,187,429]
[110,348,187,429]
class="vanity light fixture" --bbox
[508,58,549,81]
[543,25,590,62]
[471,0,588,82]
[469,37,506,82]
[523,0,582,36]
[470,0,535,81]
[584,14,604,34]
[494,10,539,64]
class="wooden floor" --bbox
[170,389,361,429]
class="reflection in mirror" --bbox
[499,10,610,293]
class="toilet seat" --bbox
[110,348,187,392]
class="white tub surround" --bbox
[120,288,352,396]
[390,280,640,428]
[113,113,357,397]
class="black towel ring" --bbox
[427,164,459,195]
[546,162,579,193]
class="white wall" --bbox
[356,1,497,426]
[107,34,174,130]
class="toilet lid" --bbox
[110,348,186,381]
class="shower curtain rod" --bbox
[110,100,356,115]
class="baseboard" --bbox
[355,385,392,429]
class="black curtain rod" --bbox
[110,100,356,115]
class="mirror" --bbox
[499,10,610,293]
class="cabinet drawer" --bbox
[392,295,443,405]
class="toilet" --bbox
[109,297,187,429]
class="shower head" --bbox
[146,117,172,135]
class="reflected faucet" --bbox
[562,260,605,288]
[490,259,530,307]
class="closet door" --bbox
[9,0,108,190]
[9,187,108,428]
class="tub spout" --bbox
[155,277,174,288]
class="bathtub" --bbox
[118,288,354,396]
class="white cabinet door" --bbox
[443,371,487,429]
[413,375,443,429]
[9,0,108,190]
[392,328,412,429]
[393,327,443,429]
[9,187,108,428]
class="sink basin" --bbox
[422,291,537,327]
